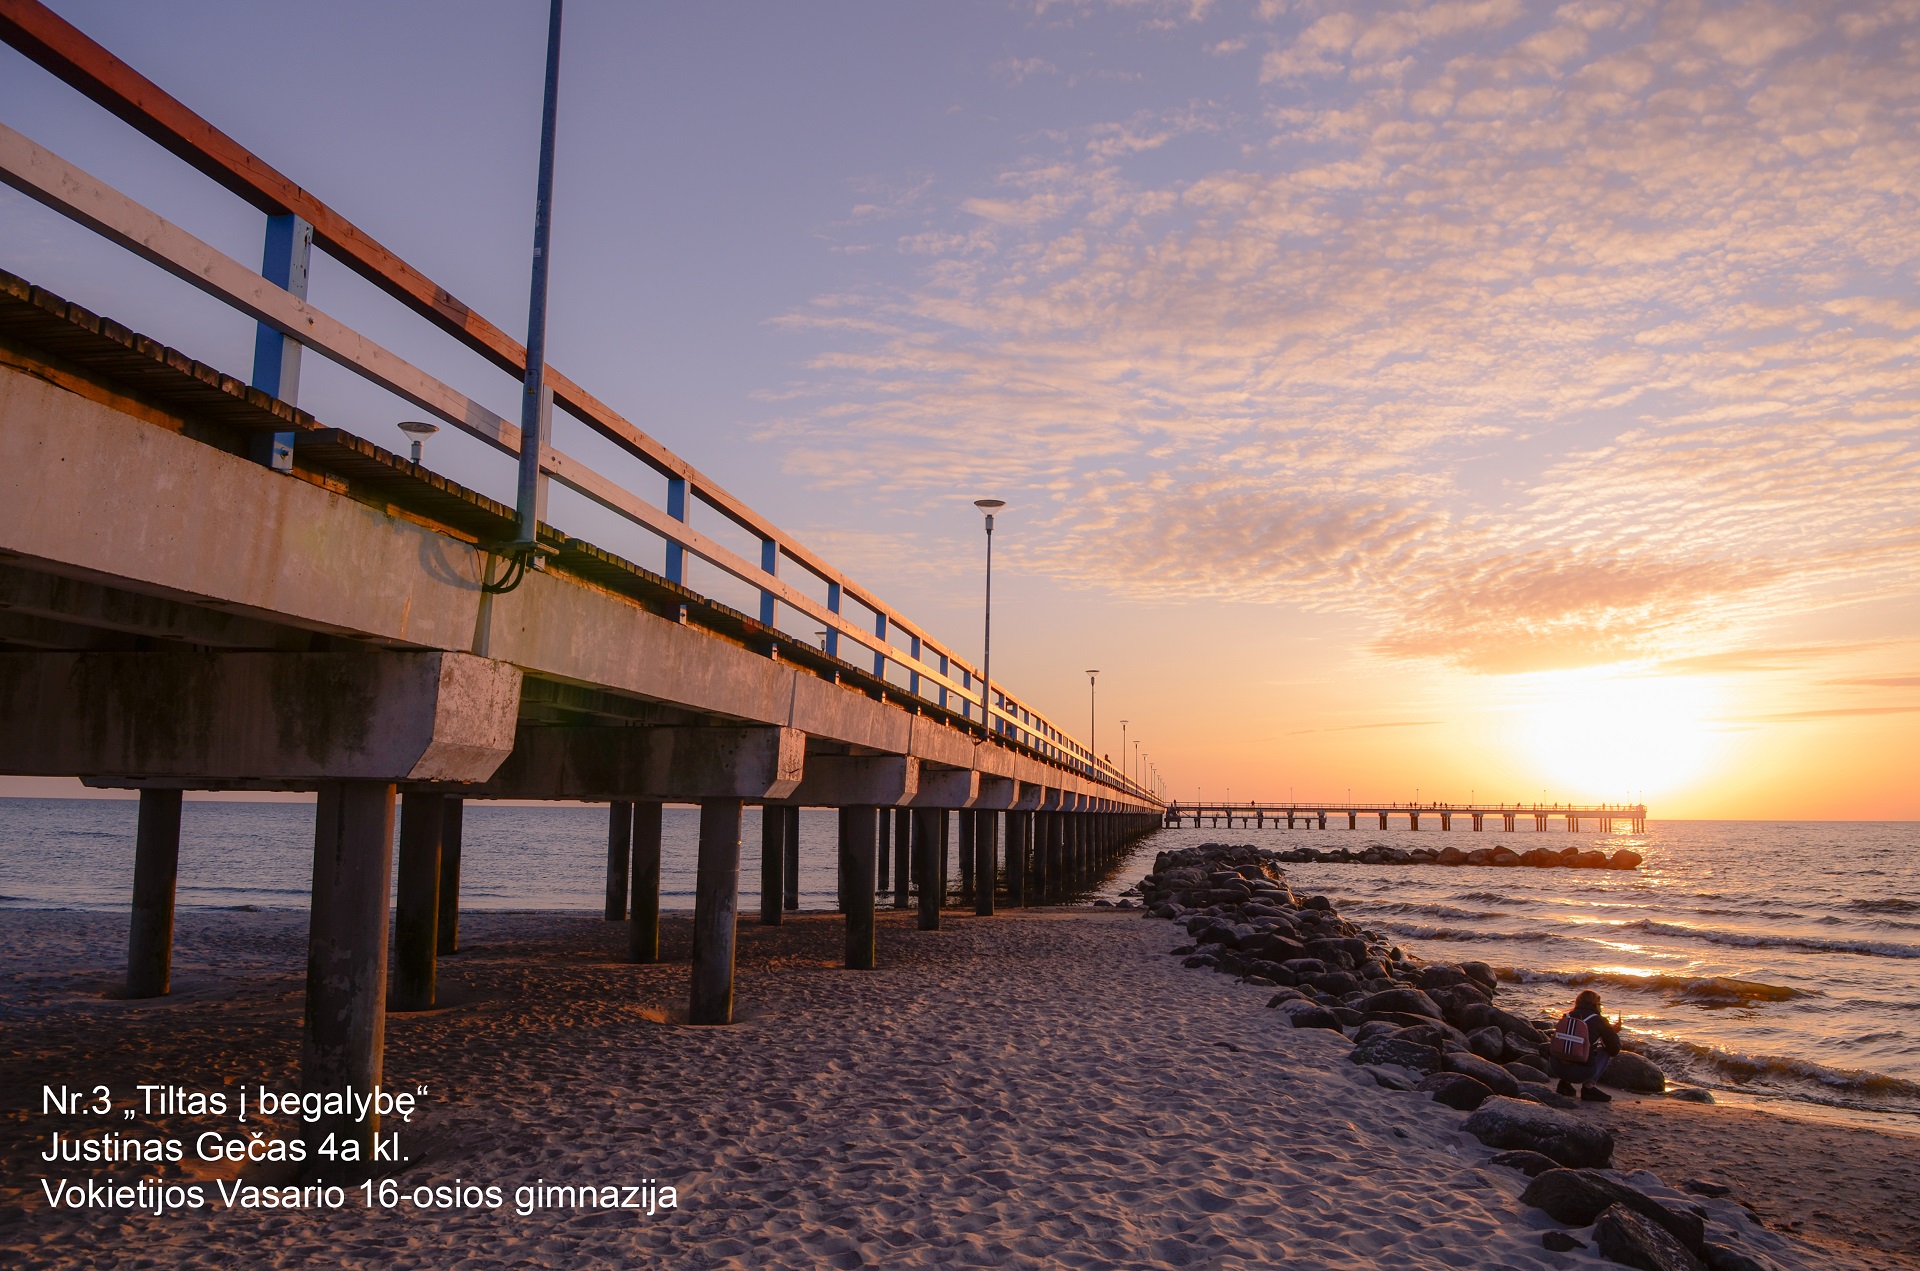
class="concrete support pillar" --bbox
[939,811,951,905]
[760,804,785,926]
[689,798,743,1025]
[875,809,890,892]
[1047,813,1065,899]
[629,800,663,963]
[913,807,941,931]
[842,805,877,969]
[1378,812,1388,829]
[1007,812,1027,907]
[974,810,995,916]
[437,798,463,956]
[126,788,183,999]
[893,808,911,909]
[302,780,396,1159]
[392,790,444,1013]
[782,805,800,911]
[958,810,976,905]
[605,801,633,921]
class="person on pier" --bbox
[1549,990,1621,1102]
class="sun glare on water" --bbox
[1508,669,1724,800]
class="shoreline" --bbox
[0,903,1913,1267]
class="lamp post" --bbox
[514,0,566,552]
[1134,739,1141,787]
[1119,720,1128,784]
[1085,670,1099,773]
[974,499,1004,742]
[397,420,438,465]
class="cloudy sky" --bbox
[2,1,1914,815]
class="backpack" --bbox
[1551,1011,1593,1064]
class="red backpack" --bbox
[1551,1012,1593,1064]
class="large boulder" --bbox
[1521,1170,1705,1252]
[1466,1026,1507,1062]
[1417,1071,1492,1110]
[1349,1036,1443,1074]
[1593,1204,1704,1271]
[1608,849,1644,870]
[1279,1001,1343,1031]
[1360,987,1444,1019]
[1462,1096,1615,1168]
[1487,1149,1560,1178]
[1603,1050,1668,1094]
[1443,1051,1521,1097]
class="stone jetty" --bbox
[1128,842,1814,1269]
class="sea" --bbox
[2,800,1915,1131]
[1137,820,1920,1131]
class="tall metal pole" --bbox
[974,499,1004,741]
[515,0,565,548]
[1085,670,1099,772]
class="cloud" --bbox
[769,0,1920,677]
[1822,674,1920,689]
[1654,643,1892,675]
[992,56,1061,85]
[1730,705,1920,723]
[1289,719,1442,734]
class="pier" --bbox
[0,2,1159,1160]
[1166,802,1648,834]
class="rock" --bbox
[1443,1051,1521,1096]
[1435,845,1466,865]
[1330,1006,1365,1027]
[1280,1002,1343,1031]
[1522,1170,1705,1252]
[1700,1243,1778,1271]
[1516,1082,1584,1110]
[1542,1231,1587,1252]
[1392,1021,1471,1051]
[1574,849,1611,869]
[1462,1096,1615,1168]
[1365,1009,1446,1031]
[1417,1071,1492,1110]
[1680,1180,1731,1198]
[1414,964,1470,992]
[1593,1204,1704,1271]
[1264,988,1307,1008]
[1360,987,1444,1019]
[1281,957,1328,978]
[1668,1087,1716,1104]
[1459,967,1505,998]
[1466,1026,1507,1062]
[1364,1065,1420,1091]
[1609,849,1644,870]
[1602,1049,1668,1094]
[1352,1021,1401,1044]
[1506,1061,1551,1084]
[1488,1149,1561,1178]
[1349,1036,1443,1074]
[1182,954,1218,969]
[1302,971,1364,997]
[1430,983,1496,1027]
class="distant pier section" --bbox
[1166,802,1648,834]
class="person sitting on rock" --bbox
[1549,989,1621,1102]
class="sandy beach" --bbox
[2,901,1916,1269]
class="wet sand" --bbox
[1,905,1914,1268]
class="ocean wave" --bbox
[1618,919,1920,959]
[1641,1036,1920,1109]
[1382,923,1569,944]
[1498,967,1815,1006]
[1455,891,1522,906]
[1352,902,1500,921]
[1847,897,1920,914]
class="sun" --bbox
[1506,668,1726,801]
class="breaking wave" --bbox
[1847,897,1920,915]
[1618,920,1920,959]
[1640,1037,1920,1113]
[1498,967,1814,1006]
[1381,923,1570,945]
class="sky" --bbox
[0,0,1915,818]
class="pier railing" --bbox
[1166,801,1649,833]
[0,0,1151,803]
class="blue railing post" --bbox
[960,667,972,722]
[758,537,777,626]
[873,612,888,679]
[249,213,311,471]
[908,635,922,697]
[937,653,949,710]
[825,582,841,658]
[665,476,688,584]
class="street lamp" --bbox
[397,420,438,464]
[974,499,1004,743]
[1085,669,1099,773]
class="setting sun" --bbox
[1507,669,1725,802]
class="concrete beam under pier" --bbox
[467,725,804,802]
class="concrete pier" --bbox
[842,805,877,969]
[760,803,785,926]
[604,801,632,921]
[781,806,800,912]
[125,787,182,999]
[302,780,396,1159]
[437,798,463,956]
[914,807,941,931]
[688,798,743,1025]
[629,801,663,963]
[392,790,443,1012]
